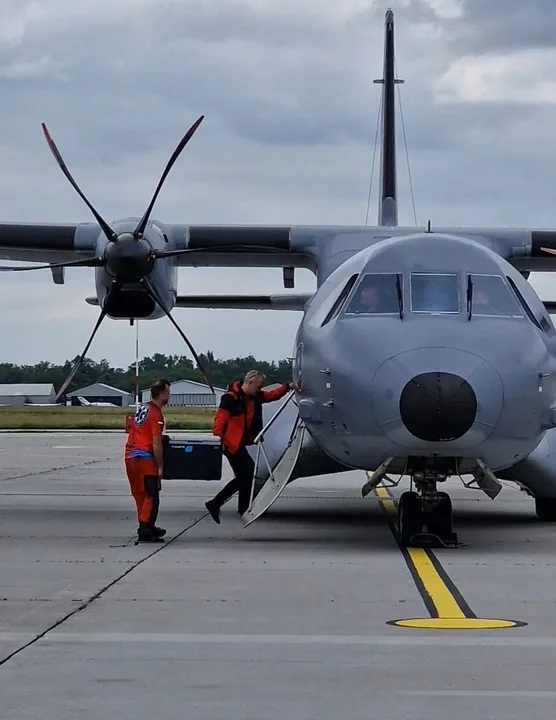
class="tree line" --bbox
[0,353,293,395]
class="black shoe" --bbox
[137,523,165,543]
[137,525,166,537]
[137,531,165,543]
[205,500,221,524]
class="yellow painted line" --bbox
[372,481,525,630]
[394,618,520,630]
[375,485,465,619]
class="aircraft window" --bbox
[506,276,544,331]
[321,274,358,326]
[468,274,523,317]
[411,273,459,314]
[344,273,402,315]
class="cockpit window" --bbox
[411,273,459,314]
[320,274,358,326]
[468,274,523,317]
[506,276,547,331]
[344,273,402,315]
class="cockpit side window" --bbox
[411,273,459,314]
[320,274,358,326]
[344,273,402,315]
[506,276,545,331]
[468,274,523,317]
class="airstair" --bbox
[242,390,306,527]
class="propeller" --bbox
[540,247,556,256]
[0,255,104,272]
[133,114,205,239]
[140,276,215,393]
[2,115,217,399]
[41,123,119,244]
[54,280,122,402]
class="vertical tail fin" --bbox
[374,9,403,227]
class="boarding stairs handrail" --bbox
[249,389,301,508]
[253,389,296,445]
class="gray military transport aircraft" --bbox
[3,9,556,546]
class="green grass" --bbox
[0,405,214,431]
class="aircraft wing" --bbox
[0,222,310,265]
[8,222,556,276]
[0,223,88,263]
[174,293,313,310]
[162,225,556,274]
[163,224,316,271]
[0,222,102,285]
[0,222,317,279]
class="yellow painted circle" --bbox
[388,617,524,630]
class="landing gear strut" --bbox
[398,471,458,547]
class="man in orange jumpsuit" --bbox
[205,370,293,523]
[125,379,171,542]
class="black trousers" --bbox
[143,474,161,528]
[211,445,255,515]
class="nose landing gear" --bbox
[398,471,458,547]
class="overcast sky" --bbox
[2,0,556,371]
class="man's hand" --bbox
[153,435,164,479]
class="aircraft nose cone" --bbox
[370,348,502,449]
[399,371,477,442]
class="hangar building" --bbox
[0,383,57,406]
[66,382,134,407]
[140,379,226,407]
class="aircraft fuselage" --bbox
[294,232,556,476]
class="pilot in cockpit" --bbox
[358,284,382,312]
[348,274,397,314]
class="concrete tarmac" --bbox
[1,432,555,719]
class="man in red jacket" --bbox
[125,379,171,542]
[205,370,293,523]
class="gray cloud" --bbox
[1,0,556,368]
[451,0,556,53]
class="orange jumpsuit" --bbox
[124,402,165,528]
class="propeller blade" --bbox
[133,115,205,239]
[0,255,104,272]
[54,308,108,402]
[140,276,215,393]
[54,280,121,401]
[41,123,118,244]
[540,246,556,256]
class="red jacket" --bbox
[213,380,291,454]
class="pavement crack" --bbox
[0,458,107,483]
[0,512,209,669]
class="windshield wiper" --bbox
[467,275,473,320]
[396,273,404,319]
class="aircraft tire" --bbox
[535,497,556,522]
[398,491,422,545]
[426,492,453,540]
